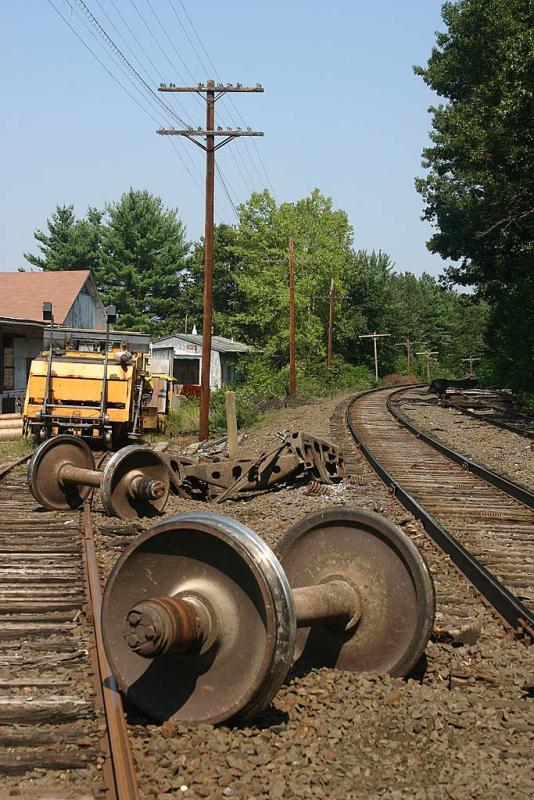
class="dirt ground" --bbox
[92,391,534,800]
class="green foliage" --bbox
[517,392,534,413]
[26,185,491,392]
[24,205,103,273]
[231,189,355,363]
[184,224,245,338]
[165,401,201,435]
[25,191,189,336]
[98,190,189,334]
[415,0,534,390]
[0,437,34,462]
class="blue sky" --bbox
[0,1,448,275]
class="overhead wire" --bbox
[90,0,209,191]
[139,0,246,210]
[216,164,240,222]
[47,0,160,126]
[128,0,190,86]
[126,0,241,216]
[46,0,220,213]
[170,0,277,200]
[70,0,190,127]
[165,0,264,197]
[53,0,176,129]
[92,0,154,79]
[75,0,218,206]
[48,0,244,221]
[143,0,199,87]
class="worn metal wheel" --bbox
[276,507,435,677]
[101,513,296,725]
[27,434,95,510]
[100,446,170,520]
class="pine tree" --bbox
[99,189,189,335]
[24,204,103,273]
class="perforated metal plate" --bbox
[27,435,95,510]
[100,446,170,520]
[276,507,435,677]
[102,513,296,725]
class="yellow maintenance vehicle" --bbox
[23,304,159,447]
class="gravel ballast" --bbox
[394,389,533,492]
[93,392,533,800]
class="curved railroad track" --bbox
[442,396,534,440]
[0,461,139,799]
[346,386,534,640]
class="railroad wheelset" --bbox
[28,435,170,520]
[102,508,435,725]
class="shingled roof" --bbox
[153,333,252,354]
[0,270,95,324]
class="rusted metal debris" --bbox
[166,430,344,502]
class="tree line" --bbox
[23,0,532,392]
[415,0,533,393]
[23,187,487,381]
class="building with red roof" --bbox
[0,270,106,413]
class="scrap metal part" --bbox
[166,431,344,502]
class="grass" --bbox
[0,436,33,463]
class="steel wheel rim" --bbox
[27,434,95,510]
[100,446,170,519]
[276,507,435,678]
[102,512,296,725]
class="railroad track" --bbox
[346,386,534,640]
[0,461,139,799]
[444,395,534,440]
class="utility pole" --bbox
[289,237,296,395]
[396,338,416,375]
[158,80,264,441]
[462,356,481,376]
[327,278,334,369]
[416,350,439,381]
[359,332,391,382]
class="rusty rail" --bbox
[81,503,141,800]
[0,452,32,482]
[347,386,534,640]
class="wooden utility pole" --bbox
[289,238,296,395]
[396,338,415,375]
[327,278,334,369]
[359,332,391,382]
[462,356,481,376]
[158,80,264,441]
[416,350,439,381]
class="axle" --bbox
[124,579,362,659]
[58,463,166,501]
[293,581,361,630]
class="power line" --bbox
[169,0,276,198]
[108,0,167,82]
[144,0,198,85]
[48,0,241,224]
[125,1,244,210]
[71,0,191,127]
[48,0,206,195]
[47,0,160,126]
[216,164,240,221]
[128,0,189,85]
[92,0,151,79]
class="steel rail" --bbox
[81,503,141,800]
[447,401,534,441]
[0,452,32,482]
[387,388,534,509]
[346,387,534,639]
